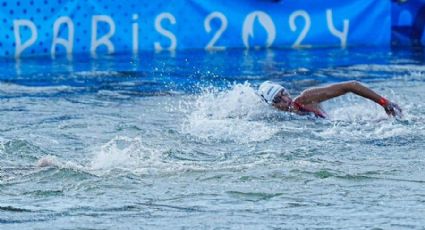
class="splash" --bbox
[36,155,58,167]
[181,83,280,143]
[327,101,388,122]
[36,155,85,172]
[90,136,161,171]
[317,96,416,141]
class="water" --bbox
[1,48,425,229]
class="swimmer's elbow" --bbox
[348,80,362,89]
[341,81,362,93]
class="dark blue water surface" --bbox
[1,47,425,229]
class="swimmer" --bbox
[258,81,402,118]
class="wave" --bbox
[87,134,281,175]
[0,139,48,166]
[346,64,425,73]
[0,82,81,97]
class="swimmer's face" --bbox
[272,90,292,111]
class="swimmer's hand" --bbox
[383,101,402,118]
[378,97,402,118]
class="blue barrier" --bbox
[0,0,422,58]
[392,0,425,47]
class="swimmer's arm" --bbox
[295,81,382,104]
[295,81,402,116]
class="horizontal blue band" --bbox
[0,0,423,58]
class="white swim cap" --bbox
[258,81,285,104]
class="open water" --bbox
[1,48,425,229]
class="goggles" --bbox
[272,89,289,104]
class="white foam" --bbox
[327,102,387,122]
[33,138,166,176]
[86,134,284,176]
[36,155,86,172]
[36,155,58,167]
[181,83,279,143]
[317,98,415,140]
[90,136,160,170]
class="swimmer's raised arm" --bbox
[294,81,402,117]
[295,81,381,104]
